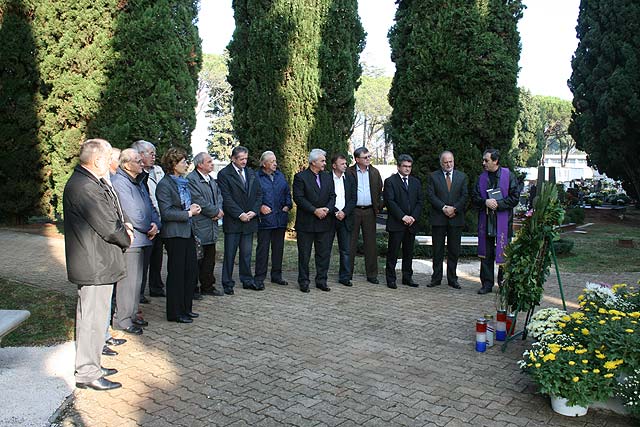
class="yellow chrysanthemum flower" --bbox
[535,363,541,368]
[568,361,576,366]
[563,346,575,351]
[603,359,624,370]
[562,315,571,322]
[582,360,589,364]
[575,349,588,354]
[581,328,590,335]
[543,353,556,362]
[593,369,600,374]
[604,373,614,378]
[599,320,606,325]
[578,295,584,301]
[596,353,606,359]
[629,312,640,318]
[612,316,622,321]
[571,312,585,319]
[626,329,634,333]
[598,308,608,314]
[572,377,579,382]
[548,344,561,354]
[558,322,566,328]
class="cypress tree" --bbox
[88,0,202,155]
[33,0,120,215]
[0,0,45,222]
[388,0,524,191]
[569,0,640,200]
[511,88,543,168]
[310,0,365,158]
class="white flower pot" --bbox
[550,396,588,417]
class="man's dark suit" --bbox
[384,173,424,286]
[333,173,357,283]
[217,163,262,291]
[293,168,336,290]
[425,169,468,286]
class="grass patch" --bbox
[0,278,75,347]
[555,221,640,273]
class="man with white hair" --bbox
[64,138,133,390]
[293,149,336,293]
[131,140,166,302]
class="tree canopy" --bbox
[569,0,640,200]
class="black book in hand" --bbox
[487,188,503,200]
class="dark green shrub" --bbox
[563,207,585,225]
[553,238,574,255]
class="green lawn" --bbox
[0,278,75,347]
[555,216,640,273]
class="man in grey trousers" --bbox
[64,139,133,391]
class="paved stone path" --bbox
[0,229,636,426]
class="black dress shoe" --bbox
[387,282,397,289]
[271,279,289,286]
[101,367,118,377]
[105,337,126,346]
[255,282,265,290]
[339,280,353,287]
[299,285,310,293]
[149,290,166,297]
[186,311,199,318]
[76,377,122,391]
[426,282,441,288]
[176,315,193,323]
[316,285,331,292]
[478,287,493,294]
[121,325,143,335]
[448,282,462,289]
[139,296,150,304]
[224,288,234,295]
[402,281,419,288]
[242,282,261,291]
[132,318,148,327]
[202,288,224,296]
[193,292,204,300]
[102,345,118,356]
[367,277,379,284]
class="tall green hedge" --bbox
[388,0,524,191]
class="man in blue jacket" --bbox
[111,149,160,334]
[254,151,292,289]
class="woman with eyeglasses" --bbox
[156,148,202,323]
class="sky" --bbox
[197,0,580,100]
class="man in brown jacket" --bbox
[347,147,383,284]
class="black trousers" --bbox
[140,236,165,297]
[334,220,351,282]
[222,232,254,289]
[197,243,217,292]
[479,236,504,290]
[297,230,333,286]
[254,228,286,283]
[163,237,197,320]
[431,224,462,285]
[350,207,378,279]
[386,229,415,284]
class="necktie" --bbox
[446,171,452,191]
[315,173,321,189]
[238,168,247,189]
[402,176,408,190]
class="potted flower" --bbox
[526,307,567,340]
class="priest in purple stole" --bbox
[472,149,521,294]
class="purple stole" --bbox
[478,167,510,264]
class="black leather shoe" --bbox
[339,280,353,287]
[367,277,379,285]
[478,287,493,294]
[102,345,118,356]
[186,312,199,318]
[316,285,331,292]
[402,281,419,288]
[255,282,266,291]
[299,285,310,293]
[426,282,441,288]
[271,279,289,286]
[224,288,234,295]
[193,292,204,300]
[105,337,126,346]
[176,315,193,323]
[448,282,462,289]
[139,296,150,304]
[242,282,261,291]
[387,282,397,289]
[101,367,118,377]
[132,318,148,327]
[76,377,122,391]
[149,290,166,297]
[202,288,224,296]
[121,325,143,335]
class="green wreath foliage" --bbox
[501,182,565,312]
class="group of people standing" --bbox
[63,138,520,391]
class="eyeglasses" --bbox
[359,155,372,160]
